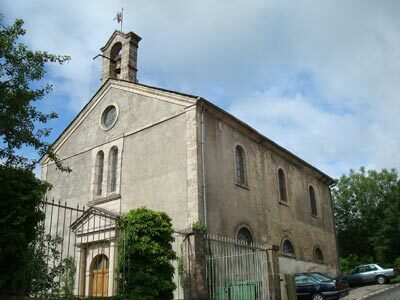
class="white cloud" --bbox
[2,0,400,177]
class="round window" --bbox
[102,105,117,129]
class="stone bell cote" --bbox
[100,30,141,83]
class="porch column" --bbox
[75,246,86,297]
[109,240,118,296]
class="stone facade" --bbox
[100,31,141,83]
[40,30,339,298]
[201,104,338,275]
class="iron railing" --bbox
[205,234,270,300]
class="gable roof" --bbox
[39,78,198,165]
[41,78,334,185]
[198,98,336,185]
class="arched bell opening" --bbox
[109,42,122,79]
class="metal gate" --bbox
[39,199,120,298]
[205,234,269,300]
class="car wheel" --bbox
[376,275,386,285]
[311,293,325,300]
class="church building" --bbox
[40,30,338,299]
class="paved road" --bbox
[342,283,400,300]
[365,284,400,300]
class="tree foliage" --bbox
[0,165,77,297]
[0,16,70,169]
[117,207,176,300]
[0,166,49,294]
[0,16,72,296]
[333,167,400,266]
[24,225,66,297]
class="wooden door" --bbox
[91,255,109,296]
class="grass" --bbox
[392,275,400,284]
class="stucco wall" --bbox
[120,113,189,229]
[52,86,184,160]
[202,107,338,274]
[43,84,194,231]
[42,84,196,298]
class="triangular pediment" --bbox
[71,206,119,236]
[39,79,199,165]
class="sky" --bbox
[2,0,400,178]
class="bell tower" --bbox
[100,30,141,83]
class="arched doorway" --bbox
[90,254,109,296]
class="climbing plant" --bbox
[117,207,176,300]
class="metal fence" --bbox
[16,200,270,299]
[28,199,186,299]
[17,199,121,298]
[205,234,269,300]
[25,199,87,298]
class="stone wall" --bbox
[202,104,338,274]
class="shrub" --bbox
[339,255,373,274]
[394,257,400,269]
[117,207,176,300]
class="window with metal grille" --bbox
[235,146,246,185]
[237,227,253,245]
[309,186,317,215]
[278,168,287,202]
[282,239,294,255]
[314,247,323,262]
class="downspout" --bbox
[200,101,207,227]
[329,181,340,276]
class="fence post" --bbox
[184,228,207,300]
[266,244,281,300]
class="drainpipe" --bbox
[200,101,207,227]
[329,181,340,276]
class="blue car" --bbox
[295,272,349,300]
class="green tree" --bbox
[0,166,48,294]
[118,207,176,300]
[0,16,70,170]
[0,16,70,296]
[333,167,400,265]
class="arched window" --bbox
[95,151,104,196]
[309,186,317,215]
[235,146,246,185]
[282,239,294,256]
[237,227,253,245]
[314,247,324,262]
[278,168,287,202]
[108,146,118,193]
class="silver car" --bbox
[343,264,398,286]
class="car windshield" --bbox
[309,273,332,282]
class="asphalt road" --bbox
[342,283,400,300]
[366,284,400,300]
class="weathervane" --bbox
[114,8,123,31]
